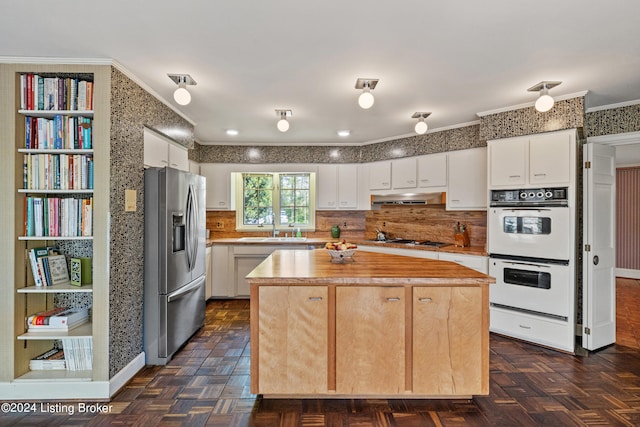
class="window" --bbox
[235,172,316,231]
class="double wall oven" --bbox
[488,187,576,352]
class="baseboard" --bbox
[109,352,145,397]
[617,268,640,280]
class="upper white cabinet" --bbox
[369,161,392,190]
[446,147,487,211]
[143,128,189,171]
[317,164,359,209]
[488,129,576,188]
[200,163,231,210]
[417,153,447,188]
[391,157,417,189]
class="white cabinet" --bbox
[317,164,359,209]
[369,161,392,190]
[529,132,573,185]
[446,147,487,211]
[438,252,488,274]
[211,245,230,297]
[143,128,189,171]
[488,129,576,188]
[488,138,527,187]
[200,163,231,210]
[205,246,213,299]
[391,157,417,189]
[417,153,447,188]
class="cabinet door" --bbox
[235,255,266,296]
[413,286,484,395]
[317,164,338,209]
[205,246,212,299]
[168,142,189,171]
[211,246,229,297]
[489,137,527,187]
[337,165,358,209]
[143,129,169,168]
[369,161,392,190]
[417,153,447,188]
[529,132,572,185]
[200,163,230,210]
[392,157,417,189]
[447,147,487,210]
[336,286,405,394]
[258,286,328,394]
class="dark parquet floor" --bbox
[2,298,640,426]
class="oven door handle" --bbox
[500,208,552,213]
[504,261,551,268]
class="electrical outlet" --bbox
[383,222,386,227]
[343,221,347,227]
[216,222,224,229]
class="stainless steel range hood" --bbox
[371,193,445,209]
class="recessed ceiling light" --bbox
[226,129,239,136]
[337,130,350,137]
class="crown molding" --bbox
[585,98,640,113]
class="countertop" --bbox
[246,248,494,285]
[207,237,487,256]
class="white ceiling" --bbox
[2,1,640,146]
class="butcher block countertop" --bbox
[246,248,494,285]
[247,248,492,398]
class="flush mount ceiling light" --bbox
[412,112,431,134]
[337,130,350,137]
[355,78,379,109]
[226,129,239,136]
[527,81,561,112]
[275,109,292,132]
[168,74,197,106]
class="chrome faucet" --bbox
[272,222,279,237]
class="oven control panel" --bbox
[490,187,568,206]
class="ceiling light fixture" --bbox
[276,109,292,132]
[412,112,431,134]
[337,130,350,137]
[226,129,239,136]
[527,81,561,112]
[355,78,379,109]
[168,74,197,106]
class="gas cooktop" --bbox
[379,239,451,248]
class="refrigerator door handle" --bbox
[185,184,194,270]
[189,183,199,272]
[167,276,205,303]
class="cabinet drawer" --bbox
[438,253,488,274]
[490,306,574,352]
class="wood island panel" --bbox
[336,286,405,394]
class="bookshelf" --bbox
[0,63,110,399]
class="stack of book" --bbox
[24,196,93,238]
[23,153,94,190]
[27,247,72,287]
[29,348,66,370]
[27,306,89,331]
[61,338,93,371]
[20,73,93,111]
[24,115,92,149]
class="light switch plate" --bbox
[125,189,137,212]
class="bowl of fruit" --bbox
[325,240,358,262]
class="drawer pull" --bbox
[509,175,520,178]
[308,297,323,301]
[386,297,401,302]
[518,324,532,330]
[418,297,432,303]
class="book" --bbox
[28,246,57,287]
[46,254,71,286]
[29,347,66,370]
[70,257,92,286]
[27,306,89,331]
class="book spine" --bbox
[28,249,43,287]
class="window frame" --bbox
[234,172,316,232]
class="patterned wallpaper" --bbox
[585,103,640,137]
[108,67,194,378]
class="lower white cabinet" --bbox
[211,245,230,297]
[438,252,488,274]
[359,244,487,273]
[205,246,213,299]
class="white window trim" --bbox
[234,172,316,232]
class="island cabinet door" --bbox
[413,286,485,395]
[258,286,328,394]
[336,286,405,394]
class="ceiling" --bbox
[2,1,640,146]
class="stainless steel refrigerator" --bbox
[144,166,206,365]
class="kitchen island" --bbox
[247,248,494,398]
